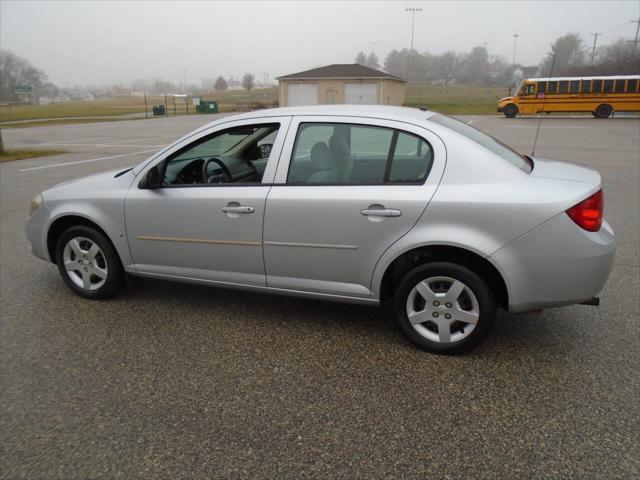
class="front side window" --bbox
[523,84,535,96]
[430,114,531,173]
[537,82,547,94]
[162,123,279,185]
[287,123,433,184]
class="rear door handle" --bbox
[360,208,402,217]
[222,206,254,214]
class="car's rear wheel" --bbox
[594,104,613,119]
[55,225,125,299]
[503,104,518,118]
[393,262,496,354]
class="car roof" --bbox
[207,105,437,126]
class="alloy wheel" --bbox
[62,236,108,291]
[405,276,480,343]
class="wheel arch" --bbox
[378,245,509,309]
[47,215,120,266]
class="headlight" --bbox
[29,193,43,217]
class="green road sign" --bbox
[13,83,33,94]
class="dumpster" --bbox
[152,105,165,116]
[196,101,219,114]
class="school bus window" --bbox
[614,80,626,93]
[603,80,614,93]
[580,80,592,93]
[523,84,535,96]
[593,79,603,92]
[628,79,638,92]
[570,80,580,93]
[559,81,569,94]
[537,81,547,94]
[548,81,558,94]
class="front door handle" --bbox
[360,208,402,217]
[222,206,254,214]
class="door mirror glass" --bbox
[144,165,162,189]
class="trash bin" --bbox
[152,105,165,116]
[196,101,218,114]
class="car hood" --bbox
[530,157,600,185]
[43,167,136,202]
[498,96,514,103]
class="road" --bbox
[1,114,638,479]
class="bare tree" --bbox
[242,73,255,91]
[0,50,49,102]
[540,33,585,76]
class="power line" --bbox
[632,18,640,55]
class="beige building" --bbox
[277,64,406,107]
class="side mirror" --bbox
[141,165,162,189]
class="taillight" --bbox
[566,190,603,232]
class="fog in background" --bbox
[1,0,638,86]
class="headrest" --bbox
[310,142,336,170]
[329,134,350,158]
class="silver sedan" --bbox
[26,106,615,354]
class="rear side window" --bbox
[581,80,592,93]
[628,79,638,92]
[593,79,603,92]
[614,79,626,93]
[287,123,433,185]
[559,81,569,94]
[603,80,614,93]
[570,80,580,93]
[537,82,547,94]
[430,114,531,173]
[548,81,558,94]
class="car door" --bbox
[125,116,291,286]
[263,115,446,298]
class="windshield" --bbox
[430,114,532,173]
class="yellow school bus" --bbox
[497,75,640,118]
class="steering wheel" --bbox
[202,158,232,183]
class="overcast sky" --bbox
[1,0,638,87]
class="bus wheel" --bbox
[503,104,518,118]
[594,104,613,119]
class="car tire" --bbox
[393,262,496,354]
[55,225,125,300]
[594,104,613,119]
[503,104,518,118]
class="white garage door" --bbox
[287,84,318,106]
[345,83,379,104]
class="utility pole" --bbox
[262,72,269,88]
[405,7,422,83]
[512,34,519,65]
[590,33,600,65]
[182,70,186,94]
[632,18,640,55]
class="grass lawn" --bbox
[0,149,66,162]
[0,84,509,125]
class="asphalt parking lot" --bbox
[1,114,638,479]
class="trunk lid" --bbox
[530,157,600,185]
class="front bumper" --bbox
[490,213,616,314]
[497,106,504,112]
[25,203,51,262]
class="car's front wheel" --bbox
[55,225,125,299]
[393,262,496,354]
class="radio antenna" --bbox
[531,51,557,157]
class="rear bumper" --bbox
[489,214,615,314]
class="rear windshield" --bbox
[430,114,532,173]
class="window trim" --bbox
[284,121,435,186]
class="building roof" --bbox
[277,64,405,82]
